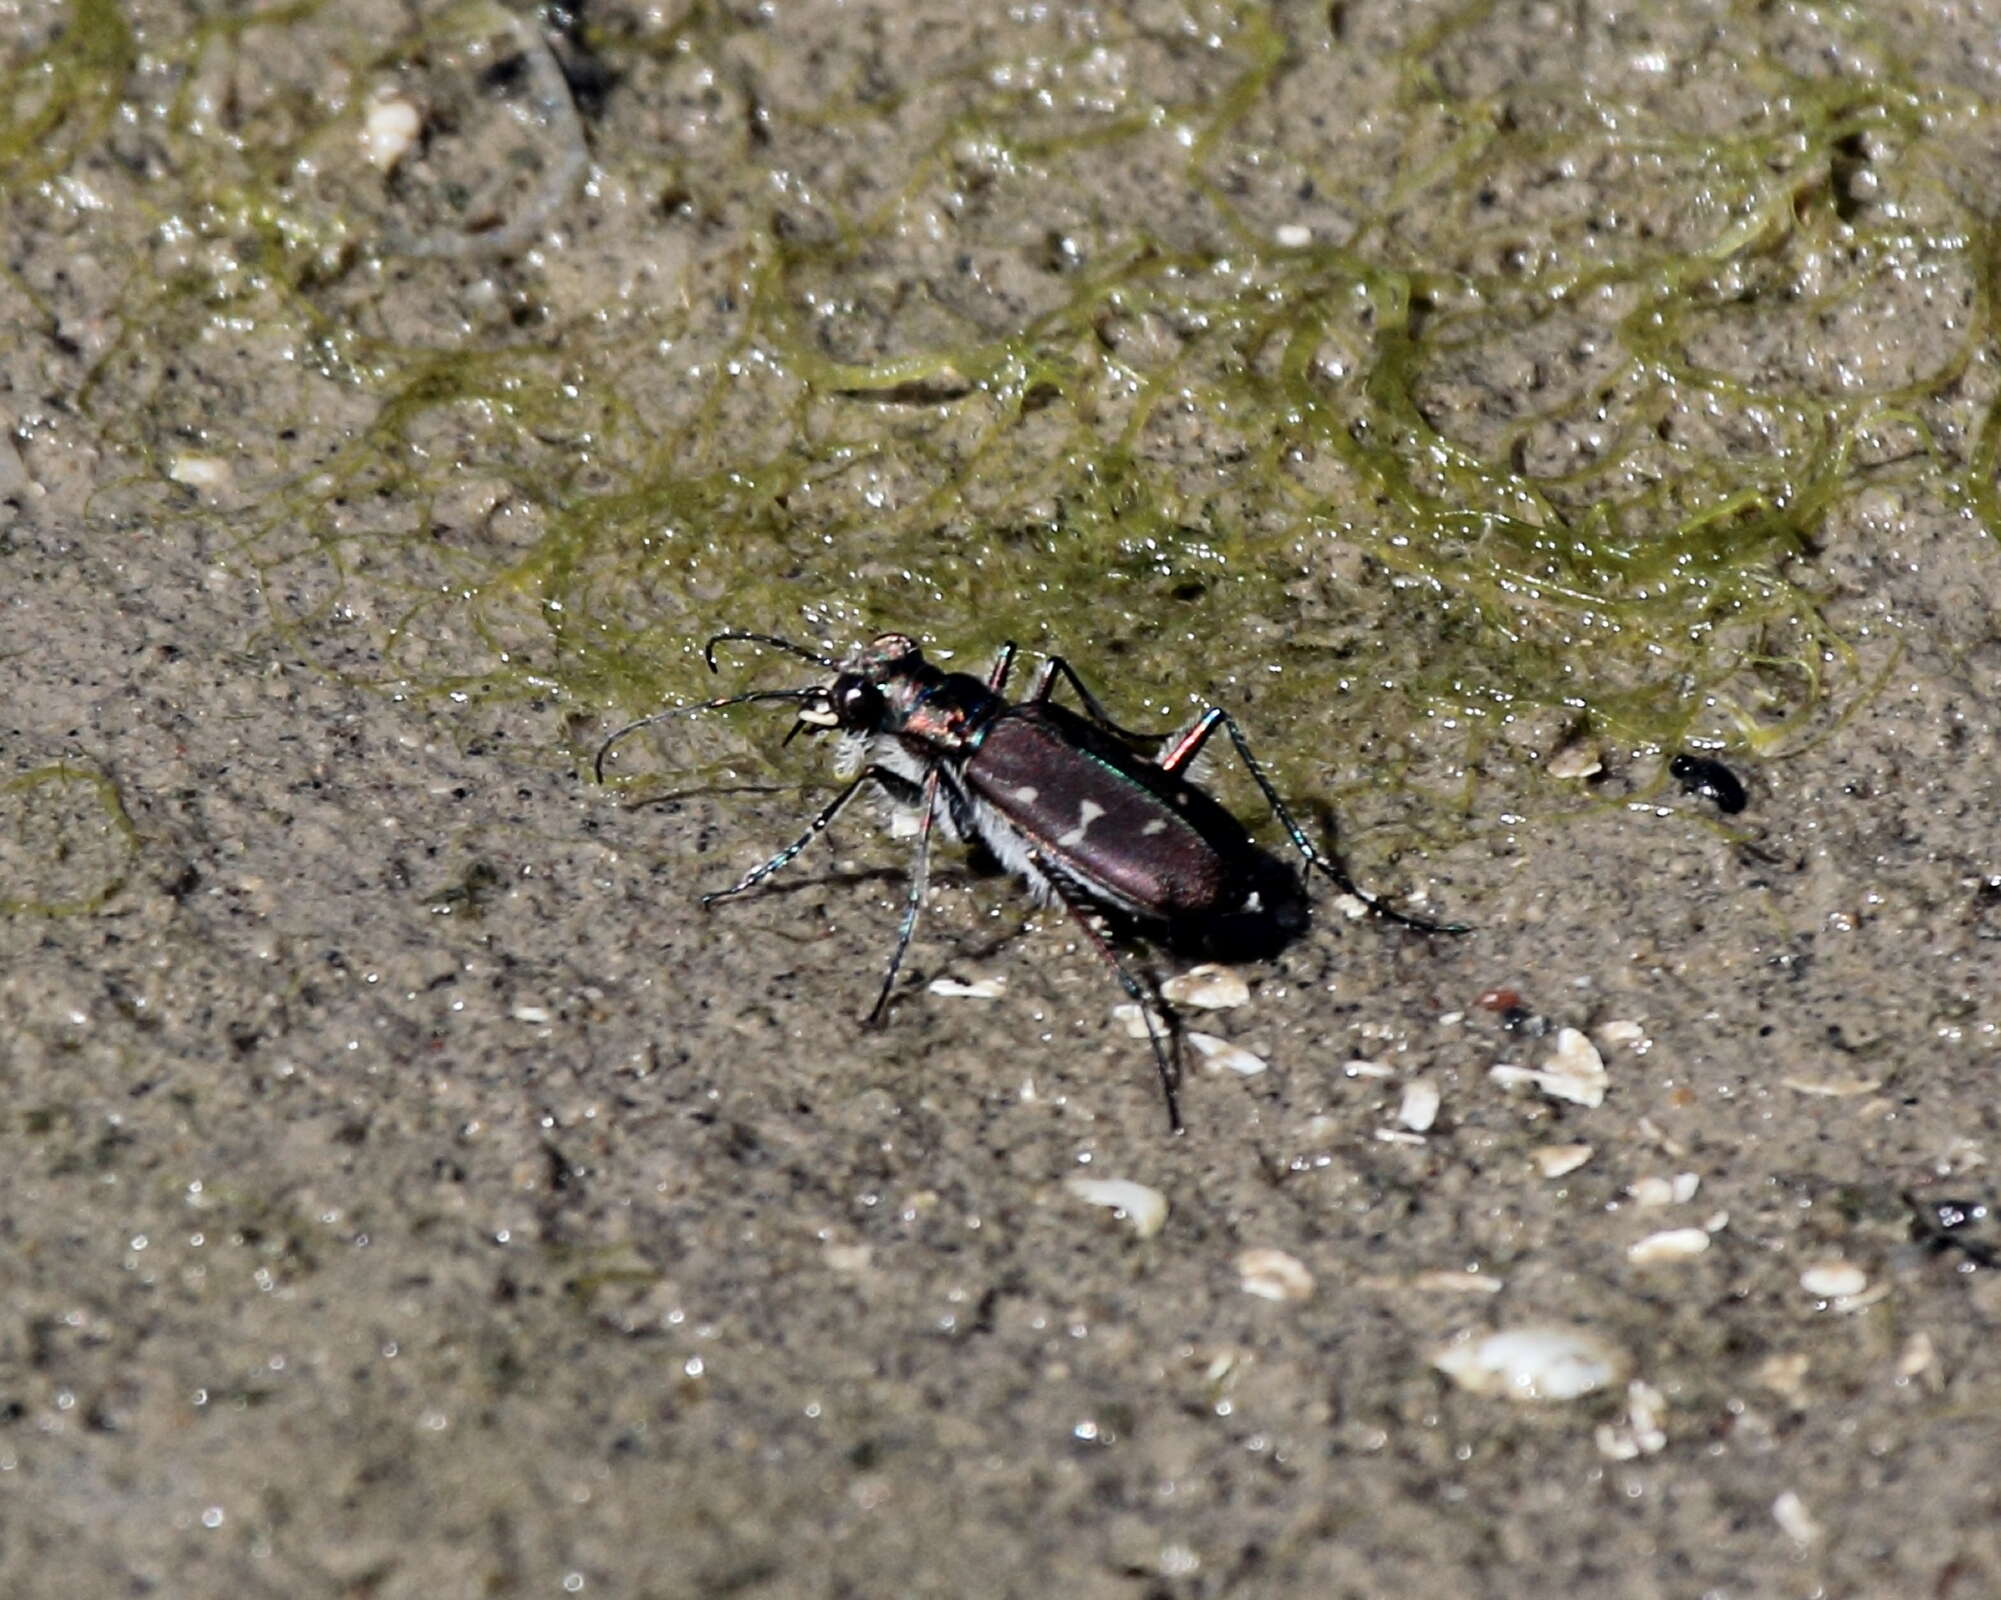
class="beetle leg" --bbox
[985,641,1018,693]
[864,765,943,1027]
[1031,858,1185,1134]
[1027,655,1169,745]
[699,764,905,906]
[1164,709,1470,935]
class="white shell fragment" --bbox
[1531,1143,1595,1178]
[1798,1260,1869,1300]
[1185,1032,1268,1077]
[1897,1331,1938,1382]
[1063,1176,1168,1239]
[1236,1248,1315,1302]
[927,975,1008,999]
[1772,1491,1822,1547]
[1397,1079,1441,1132]
[1547,744,1603,780]
[1344,1058,1396,1079]
[364,95,424,172]
[1628,1172,1701,1207]
[1160,963,1251,1010]
[1112,1003,1164,1041]
[1627,1227,1711,1265]
[168,453,233,492]
[1781,1072,1885,1097]
[1410,1270,1505,1296]
[1542,1027,1609,1103]
[1595,1379,1668,1460]
[1491,1027,1608,1108]
[1596,1019,1647,1046]
[1432,1324,1632,1402]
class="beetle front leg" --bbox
[986,641,1018,693]
[1162,709,1469,936]
[699,765,902,906]
[864,764,942,1027]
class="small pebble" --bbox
[1397,1078,1440,1132]
[1628,1172,1700,1207]
[1236,1247,1315,1302]
[1344,1058,1396,1079]
[1160,963,1250,1010]
[1432,1324,1631,1402]
[1627,1227,1710,1265]
[1273,222,1313,248]
[1531,1143,1595,1178]
[1772,1490,1822,1547]
[1799,1260,1868,1300]
[364,95,423,172]
[1595,1379,1668,1460]
[1896,1331,1937,1381]
[1596,1019,1646,1046]
[1063,1176,1168,1239]
[1185,1032,1267,1077]
[1755,1352,1810,1399]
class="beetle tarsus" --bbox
[1172,703,1471,937]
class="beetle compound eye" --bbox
[839,681,884,724]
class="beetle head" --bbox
[788,634,923,738]
[792,674,883,734]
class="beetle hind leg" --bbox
[1165,709,1469,936]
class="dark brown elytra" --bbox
[595,631,1465,1132]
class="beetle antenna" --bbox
[704,631,840,673]
[594,689,819,782]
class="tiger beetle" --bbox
[595,632,1465,1133]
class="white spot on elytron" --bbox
[1141,819,1168,835]
[1011,784,1039,803]
[1056,799,1106,848]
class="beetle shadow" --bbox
[617,781,800,810]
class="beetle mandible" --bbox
[595,631,1465,1132]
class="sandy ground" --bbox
[7,2,2001,1596]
